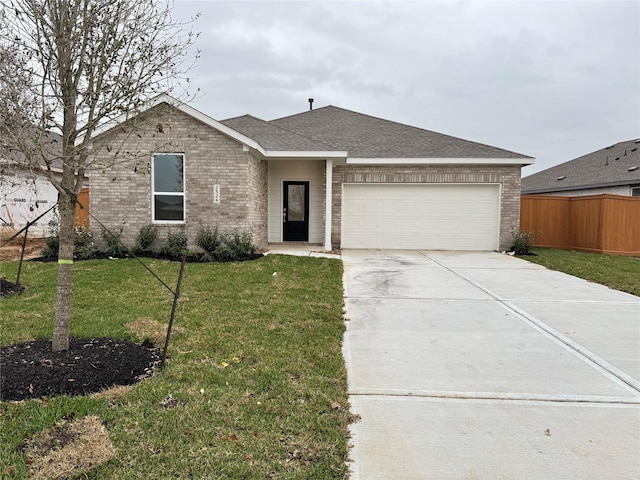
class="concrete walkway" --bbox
[264,244,340,259]
[342,250,640,479]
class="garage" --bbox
[341,183,500,250]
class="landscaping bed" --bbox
[1,338,160,401]
[0,278,24,297]
[31,251,265,263]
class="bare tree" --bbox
[0,0,198,351]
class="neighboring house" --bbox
[0,165,59,236]
[89,95,533,251]
[0,131,91,236]
[0,132,64,236]
[522,139,640,196]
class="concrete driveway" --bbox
[342,250,640,479]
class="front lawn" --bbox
[522,248,640,296]
[0,255,351,479]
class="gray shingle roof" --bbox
[522,139,640,194]
[1,129,63,170]
[220,115,333,152]
[269,105,531,159]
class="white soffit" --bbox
[262,150,347,159]
[347,157,535,165]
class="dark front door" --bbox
[283,181,309,241]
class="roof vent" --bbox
[628,166,639,172]
[557,175,566,181]
[308,98,314,111]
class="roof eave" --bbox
[346,157,535,165]
[0,159,64,175]
[262,150,348,160]
[522,179,640,194]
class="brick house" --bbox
[89,95,533,251]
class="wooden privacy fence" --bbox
[520,194,640,256]
[74,188,90,228]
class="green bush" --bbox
[74,226,99,259]
[101,226,125,257]
[133,224,157,254]
[41,235,59,258]
[213,233,235,261]
[196,226,256,261]
[41,226,98,259]
[160,231,188,258]
[229,229,255,258]
[42,208,60,257]
[511,229,536,255]
[195,226,220,254]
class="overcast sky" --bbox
[172,0,639,175]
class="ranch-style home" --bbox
[89,95,533,251]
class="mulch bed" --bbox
[0,338,161,402]
[0,278,24,297]
[31,252,265,263]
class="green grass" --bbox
[522,248,640,296]
[0,255,351,479]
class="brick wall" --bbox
[90,104,268,249]
[246,155,268,246]
[331,164,522,251]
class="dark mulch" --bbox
[0,278,24,298]
[0,338,161,402]
[32,252,264,263]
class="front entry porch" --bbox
[267,159,333,250]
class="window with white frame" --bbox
[152,153,185,222]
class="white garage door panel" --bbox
[342,184,499,250]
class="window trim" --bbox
[151,153,186,223]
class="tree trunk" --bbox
[52,193,75,351]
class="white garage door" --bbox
[342,183,500,250]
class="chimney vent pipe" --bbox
[308,98,314,110]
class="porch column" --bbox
[324,159,333,251]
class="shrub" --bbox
[511,229,535,255]
[196,226,256,261]
[101,226,125,257]
[196,226,220,254]
[213,232,235,261]
[42,209,60,257]
[133,224,158,254]
[229,229,255,258]
[41,226,98,259]
[74,226,99,259]
[42,235,59,258]
[160,231,188,259]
